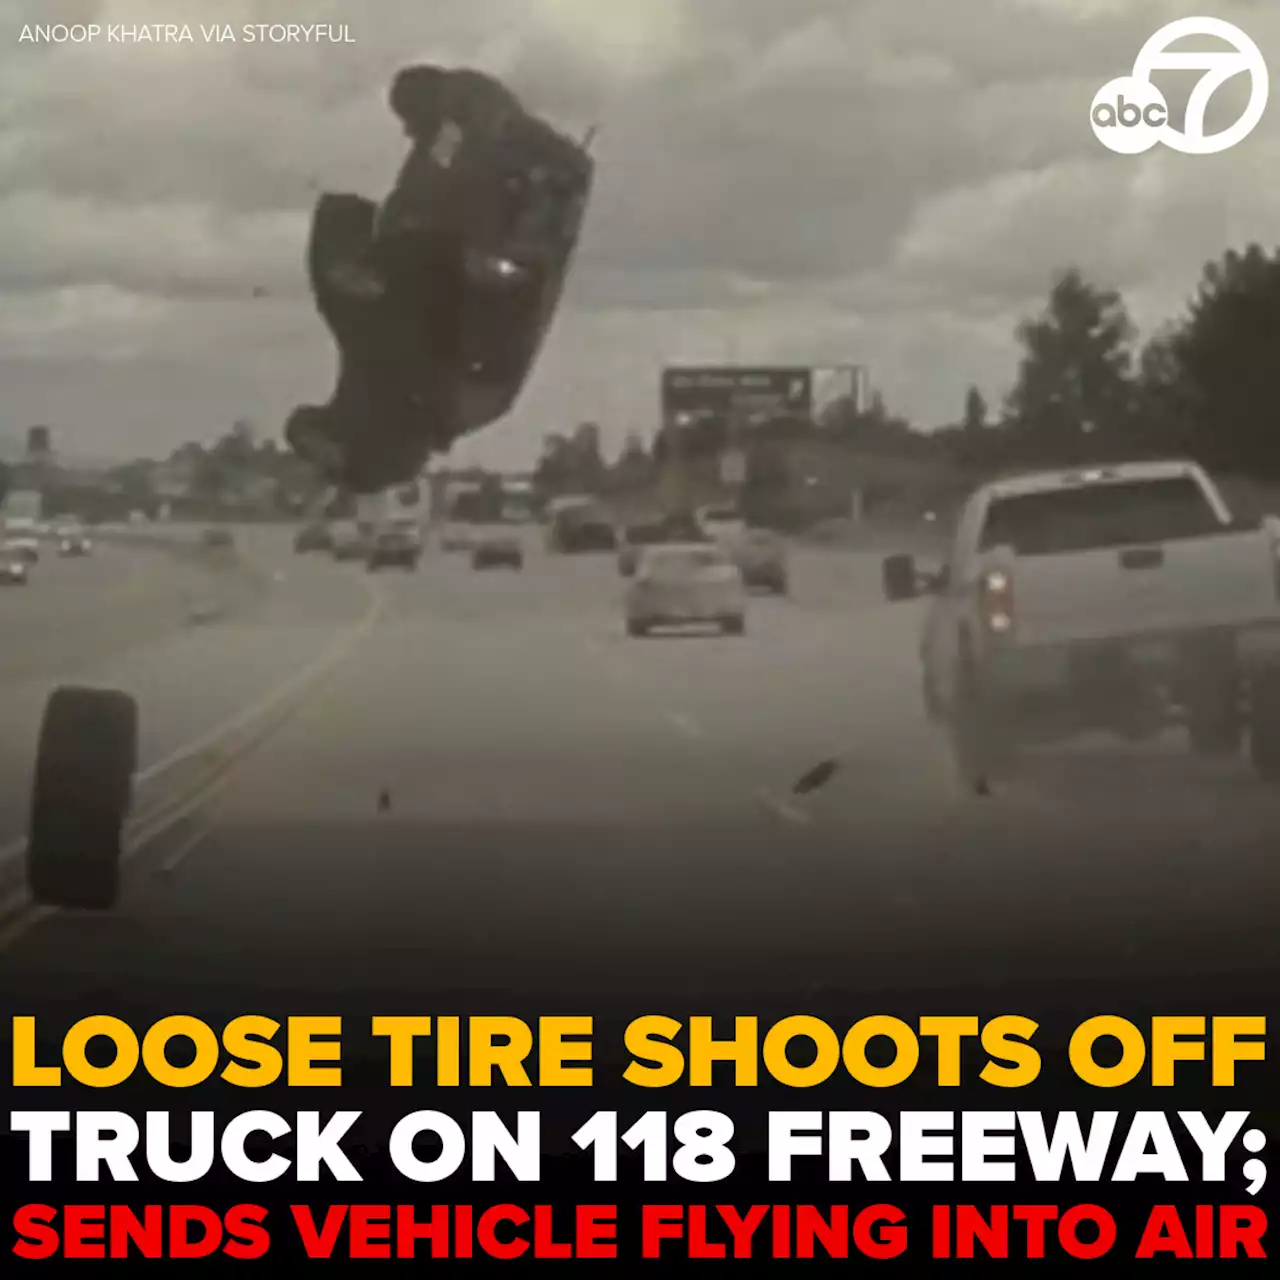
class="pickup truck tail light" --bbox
[979,568,1015,634]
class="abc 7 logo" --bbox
[1091,17,1268,155]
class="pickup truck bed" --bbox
[902,461,1280,790]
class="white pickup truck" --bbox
[882,460,1280,791]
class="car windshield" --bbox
[979,477,1226,555]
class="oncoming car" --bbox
[625,543,746,637]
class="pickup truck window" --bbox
[978,477,1225,556]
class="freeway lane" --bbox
[1,536,1277,1028]
[0,540,166,683]
[0,529,375,883]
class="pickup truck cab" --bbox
[883,460,1280,791]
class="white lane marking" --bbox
[666,710,704,740]
[0,902,54,951]
[0,570,384,870]
[134,574,383,784]
[756,787,814,826]
[157,823,215,875]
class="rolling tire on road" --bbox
[627,619,649,638]
[949,655,1008,796]
[721,615,746,637]
[26,686,138,911]
[1248,666,1280,781]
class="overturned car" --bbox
[286,66,595,493]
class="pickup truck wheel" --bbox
[950,658,1008,795]
[1248,667,1280,781]
[27,687,138,910]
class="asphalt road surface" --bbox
[0,528,1277,1043]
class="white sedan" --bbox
[625,543,747,637]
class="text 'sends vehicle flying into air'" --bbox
[286,65,596,493]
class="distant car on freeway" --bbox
[294,521,333,553]
[548,505,617,553]
[625,542,746,637]
[730,528,788,594]
[57,529,93,557]
[472,535,524,570]
[0,554,29,585]
[367,525,423,571]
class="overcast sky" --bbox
[2,0,1278,468]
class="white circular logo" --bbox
[1092,16,1268,155]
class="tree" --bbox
[105,459,159,513]
[1152,243,1280,476]
[962,385,987,435]
[570,422,606,492]
[611,432,652,492]
[1005,268,1137,462]
[533,432,573,496]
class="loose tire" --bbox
[722,615,746,637]
[27,687,138,910]
[627,619,648,638]
[1249,667,1280,781]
